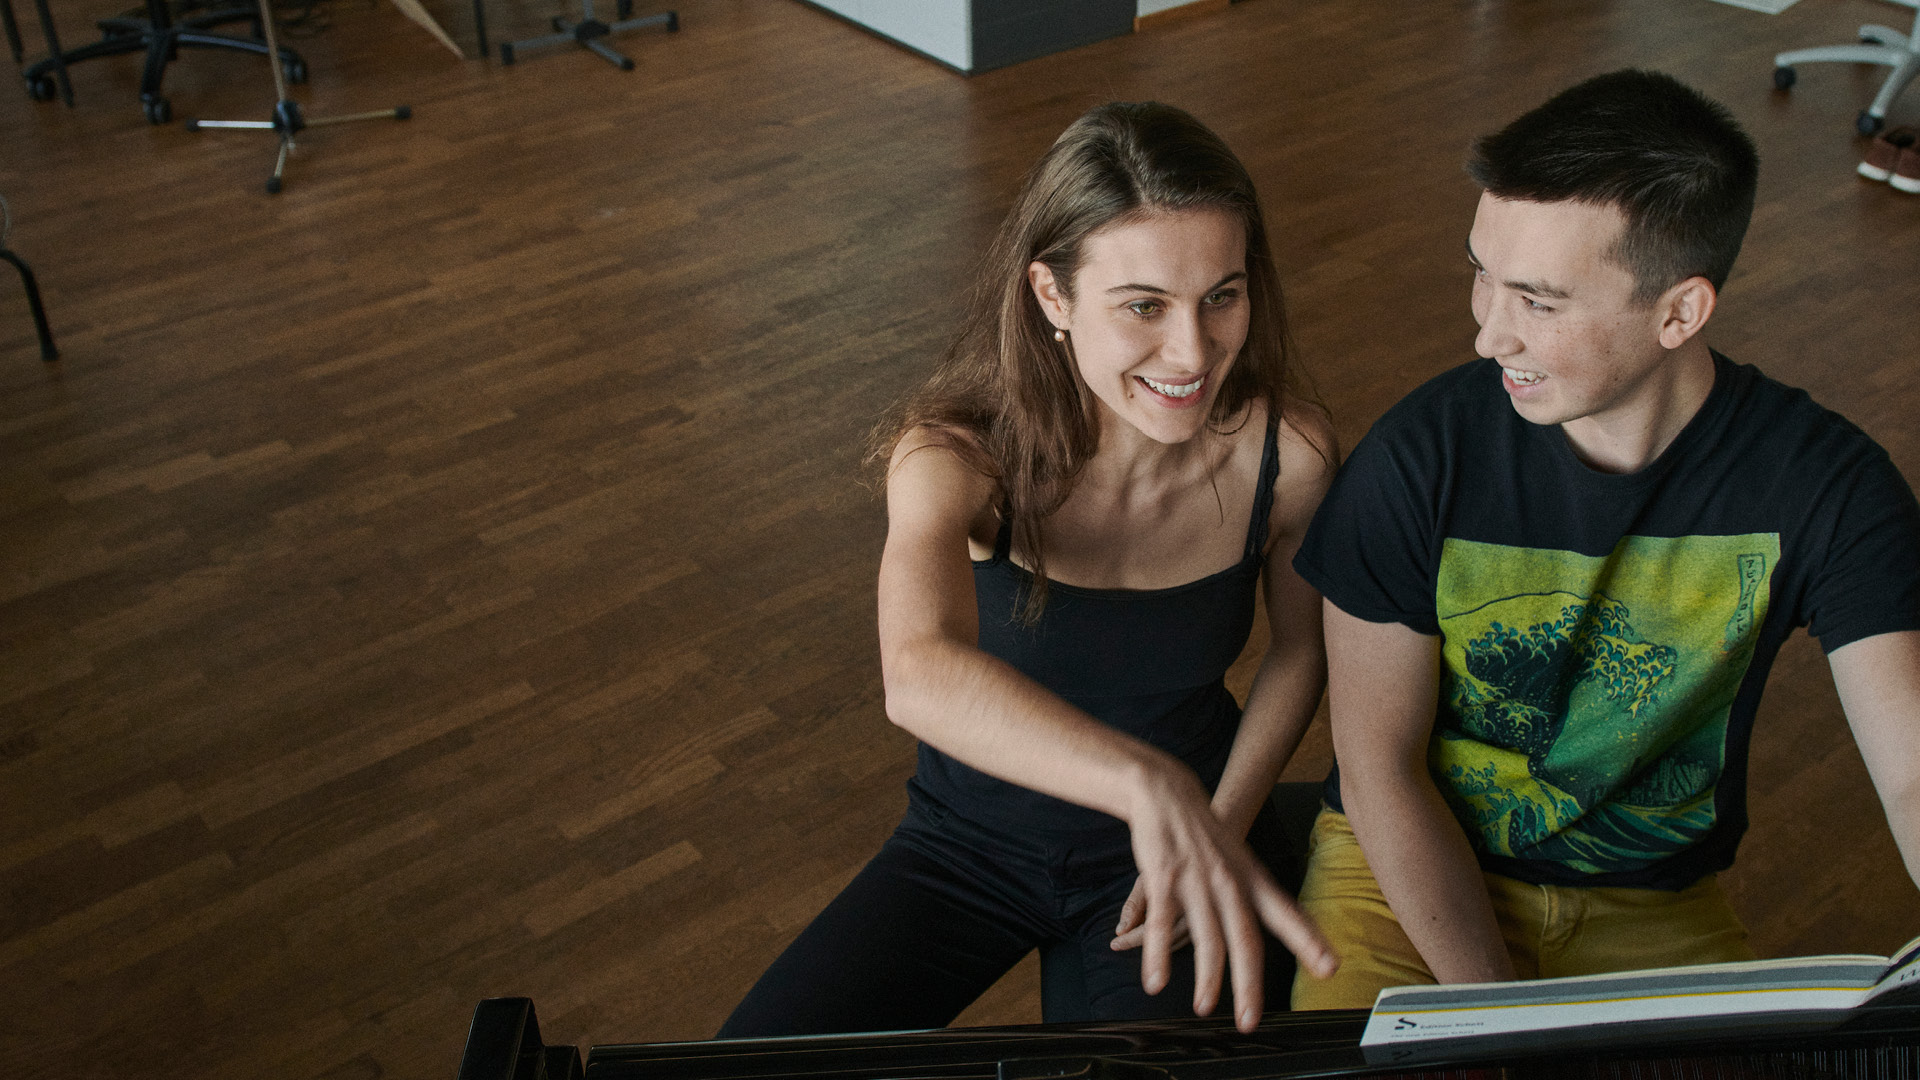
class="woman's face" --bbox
[1030,208,1251,446]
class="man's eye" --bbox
[1523,297,1553,312]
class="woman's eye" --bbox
[1127,300,1161,316]
[1203,290,1239,306]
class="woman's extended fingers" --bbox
[1127,841,1336,1029]
[1113,878,1147,939]
[1140,876,1177,996]
[1216,873,1269,1030]
[1250,871,1339,980]
[1112,877,1191,952]
[1182,875,1228,1018]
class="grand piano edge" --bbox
[454,995,1920,1080]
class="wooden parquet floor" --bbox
[2,0,1918,1076]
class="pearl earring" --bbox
[1053,329,1066,342]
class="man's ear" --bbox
[1657,276,1717,350]
[1028,261,1071,331]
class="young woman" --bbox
[718,101,1338,1040]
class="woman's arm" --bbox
[1113,412,1337,953]
[1210,411,1338,836]
[879,429,1334,1031]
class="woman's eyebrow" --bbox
[1104,270,1247,295]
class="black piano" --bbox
[456,996,1920,1079]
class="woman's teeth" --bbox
[1141,376,1202,399]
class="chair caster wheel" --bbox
[499,42,515,63]
[550,15,564,30]
[1862,33,1885,45]
[184,118,201,130]
[394,104,411,120]
[1858,110,1884,136]
[665,9,677,30]
[143,95,171,124]
[266,176,282,194]
[27,73,57,101]
[283,57,307,83]
[615,0,630,19]
[1772,66,1795,91]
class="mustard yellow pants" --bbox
[1291,808,1755,1011]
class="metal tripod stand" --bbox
[498,2,674,70]
[184,0,409,193]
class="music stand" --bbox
[184,0,409,193]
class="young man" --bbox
[1289,69,1920,1010]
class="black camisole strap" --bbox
[1243,411,1282,564]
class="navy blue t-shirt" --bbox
[1294,354,1920,890]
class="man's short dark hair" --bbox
[1468,69,1760,304]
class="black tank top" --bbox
[909,414,1283,836]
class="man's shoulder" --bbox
[1712,353,1888,463]
[1353,358,1506,452]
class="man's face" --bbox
[1467,193,1674,439]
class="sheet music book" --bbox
[1361,935,1920,1054]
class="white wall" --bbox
[809,0,972,70]
[1137,0,1193,15]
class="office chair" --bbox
[1773,0,1920,135]
[21,0,305,123]
[7,0,75,106]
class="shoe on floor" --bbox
[1859,126,1916,182]
[1893,143,1920,193]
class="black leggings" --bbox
[716,792,1309,1038]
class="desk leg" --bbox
[473,0,487,61]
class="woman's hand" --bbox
[1110,876,1186,954]
[1116,763,1337,1033]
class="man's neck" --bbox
[1559,340,1717,475]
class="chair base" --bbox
[21,0,303,123]
[498,4,673,69]
[1773,12,1920,135]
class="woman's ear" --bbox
[1657,276,1718,351]
[1028,261,1070,331]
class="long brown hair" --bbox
[873,101,1305,621]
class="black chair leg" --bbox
[2,248,59,362]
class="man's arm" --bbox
[1325,600,1517,984]
[1828,629,1920,887]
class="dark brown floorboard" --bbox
[3,0,1918,1076]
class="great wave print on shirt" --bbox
[1433,535,1778,875]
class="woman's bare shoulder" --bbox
[1275,394,1338,481]
[885,425,1000,522]
[1267,394,1340,539]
